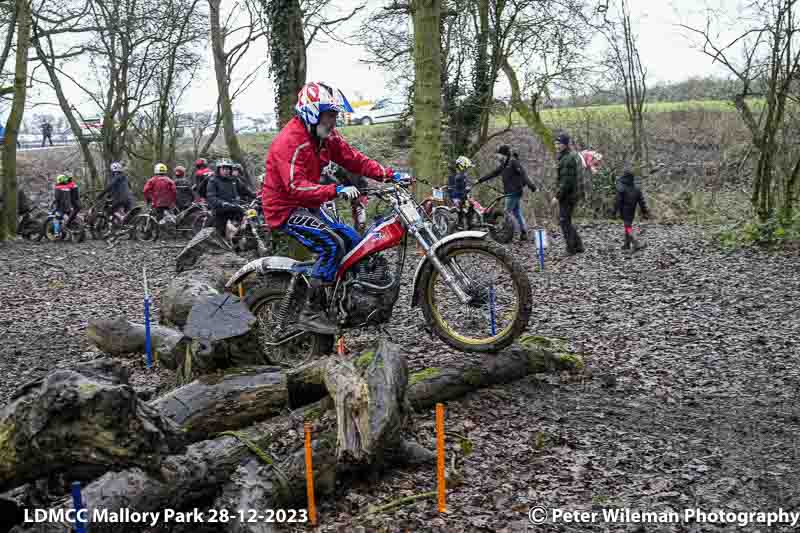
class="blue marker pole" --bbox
[537,229,545,271]
[143,266,153,369]
[489,285,497,336]
[70,481,87,533]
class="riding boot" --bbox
[296,288,338,335]
[622,232,631,250]
[632,236,646,251]
[519,230,529,241]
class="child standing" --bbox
[614,166,650,250]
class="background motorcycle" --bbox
[431,183,514,244]
[224,175,532,367]
[41,208,86,242]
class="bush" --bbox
[716,213,800,248]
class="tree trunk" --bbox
[86,317,187,366]
[411,0,443,196]
[267,0,306,127]
[1,0,31,241]
[209,0,245,164]
[501,59,555,155]
[32,34,100,189]
[0,359,186,494]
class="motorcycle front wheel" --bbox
[417,238,532,353]
[134,217,159,242]
[42,219,64,242]
[431,207,454,238]
[90,214,108,240]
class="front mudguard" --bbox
[224,256,303,290]
[410,230,487,308]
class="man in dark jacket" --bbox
[192,158,214,200]
[98,162,134,223]
[614,166,650,250]
[207,159,244,239]
[477,145,535,240]
[551,133,584,254]
[174,166,194,211]
[54,174,81,227]
[41,122,54,147]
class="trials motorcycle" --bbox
[224,175,532,366]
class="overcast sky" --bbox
[16,0,737,121]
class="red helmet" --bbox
[175,166,186,177]
[195,158,207,168]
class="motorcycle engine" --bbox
[343,255,397,326]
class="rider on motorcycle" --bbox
[54,174,81,227]
[262,81,399,334]
[192,158,214,200]
[143,163,177,220]
[174,165,194,211]
[449,156,474,210]
[231,163,257,203]
[208,159,246,240]
[97,162,133,225]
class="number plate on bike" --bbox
[399,202,421,223]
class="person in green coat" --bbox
[550,133,584,255]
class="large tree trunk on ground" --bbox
[151,363,330,438]
[4,339,578,532]
[0,360,186,493]
[323,341,408,466]
[1,0,31,241]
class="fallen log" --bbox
[8,402,336,533]
[151,363,329,438]
[86,317,187,367]
[0,359,186,494]
[406,335,584,410]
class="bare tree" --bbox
[600,0,647,169]
[681,0,800,220]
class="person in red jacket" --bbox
[192,158,214,200]
[262,81,399,335]
[143,163,177,219]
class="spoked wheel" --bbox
[134,216,159,242]
[42,219,64,242]
[243,276,334,367]
[91,215,108,240]
[431,207,454,238]
[418,239,532,353]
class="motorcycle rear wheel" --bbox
[243,275,335,367]
[417,238,531,353]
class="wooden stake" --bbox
[304,422,317,525]
[436,403,446,513]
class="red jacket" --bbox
[143,175,177,208]
[262,116,391,228]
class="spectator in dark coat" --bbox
[41,122,53,147]
[551,133,583,254]
[477,145,535,241]
[614,166,650,251]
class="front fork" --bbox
[410,223,472,305]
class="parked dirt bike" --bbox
[174,202,209,239]
[85,198,144,241]
[430,184,514,244]
[41,208,86,242]
[225,176,532,366]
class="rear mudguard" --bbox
[410,230,487,308]
[224,256,302,290]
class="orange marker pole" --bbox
[337,336,345,356]
[436,403,446,513]
[238,283,244,299]
[304,423,317,526]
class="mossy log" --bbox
[0,359,186,494]
[406,337,583,410]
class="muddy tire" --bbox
[417,238,531,353]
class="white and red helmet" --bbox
[295,81,353,126]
